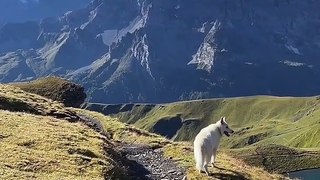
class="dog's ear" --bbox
[220,117,225,124]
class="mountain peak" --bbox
[1,0,320,103]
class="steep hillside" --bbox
[0,84,283,179]
[84,96,320,148]
[1,0,320,103]
[0,85,127,179]
[84,96,320,172]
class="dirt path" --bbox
[118,143,186,180]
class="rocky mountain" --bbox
[0,0,320,103]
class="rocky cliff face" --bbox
[1,0,320,103]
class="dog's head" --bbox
[219,117,234,137]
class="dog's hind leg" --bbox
[203,152,212,176]
[196,155,205,173]
[195,146,205,173]
[210,148,217,167]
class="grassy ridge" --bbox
[107,96,320,149]
[92,96,320,173]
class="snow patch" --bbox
[189,20,221,72]
[221,48,227,52]
[281,60,305,67]
[285,44,302,55]
[100,3,152,46]
[133,34,154,79]
[245,62,254,65]
[67,54,110,77]
[101,30,118,46]
[197,22,208,33]
[188,43,215,72]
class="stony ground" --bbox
[119,143,186,180]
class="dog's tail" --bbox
[194,143,203,171]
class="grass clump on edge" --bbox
[0,110,127,179]
[11,76,86,107]
[0,84,75,118]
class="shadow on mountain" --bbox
[152,115,183,139]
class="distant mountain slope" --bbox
[1,0,320,103]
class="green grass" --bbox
[108,96,320,149]
[98,95,320,173]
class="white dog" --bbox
[193,117,234,175]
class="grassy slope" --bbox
[0,84,284,179]
[0,111,109,179]
[0,84,126,179]
[113,96,320,149]
[103,96,320,172]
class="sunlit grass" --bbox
[0,110,115,179]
